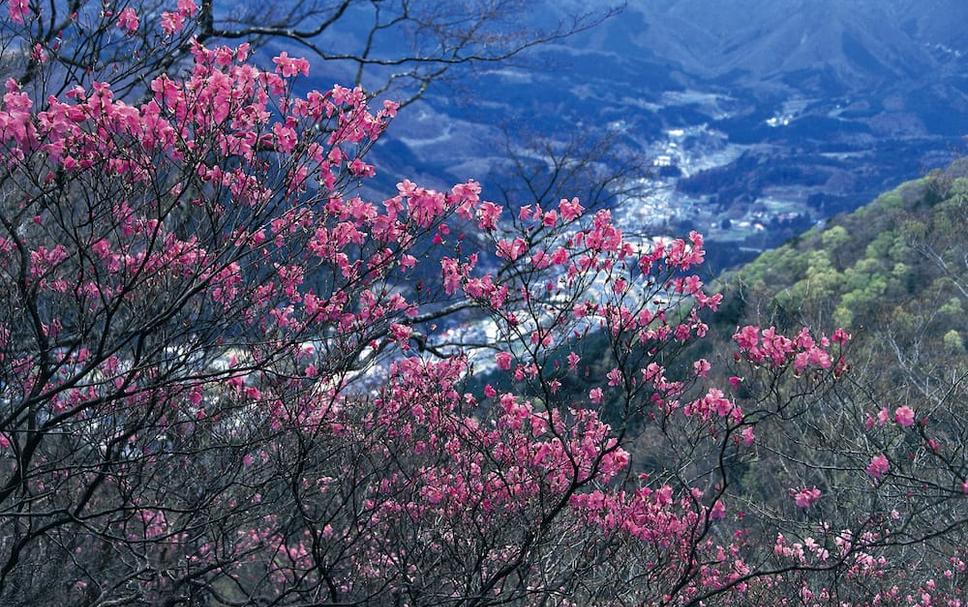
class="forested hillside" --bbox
[709,161,968,391]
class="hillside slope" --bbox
[707,161,968,391]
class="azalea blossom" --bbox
[894,405,915,428]
[7,0,28,23]
[867,454,890,480]
[160,10,185,35]
[791,486,822,509]
[694,358,711,377]
[273,51,311,78]
[117,7,139,32]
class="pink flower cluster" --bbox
[733,325,847,373]
[790,486,822,509]
[867,454,890,480]
[360,357,632,519]
[160,0,196,36]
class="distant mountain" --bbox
[564,0,968,138]
[626,0,968,93]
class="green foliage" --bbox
[944,330,965,353]
[939,297,963,318]
[711,164,968,388]
[820,225,850,253]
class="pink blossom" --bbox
[550,247,568,265]
[160,11,185,36]
[606,368,622,386]
[866,454,890,480]
[894,405,915,428]
[558,197,584,222]
[273,51,311,78]
[877,408,890,426]
[832,327,851,345]
[693,358,711,377]
[495,352,512,371]
[8,0,28,24]
[117,7,139,33]
[30,43,47,63]
[791,486,822,509]
[477,201,502,230]
[176,0,198,16]
[542,210,558,227]
[733,325,759,351]
[495,237,527,261]
[589,387,603,404]
[389,323,412,349]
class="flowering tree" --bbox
[0,3,965,606]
